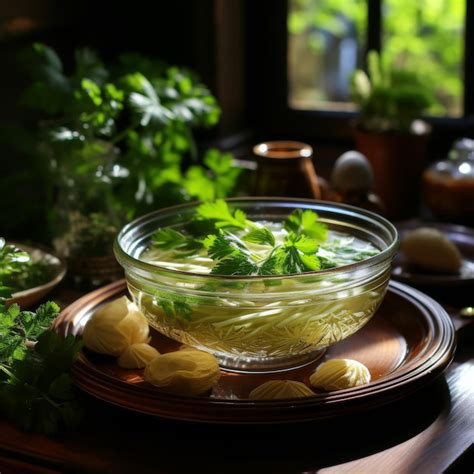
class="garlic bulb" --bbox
[143,350,220,396]
[117,343,160,369]
[249,380,314,400]
[83,296,149,356]
[401,227,462,273]
[309,359,371,391]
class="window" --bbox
[288,0,467,118]
[288,0,367,111]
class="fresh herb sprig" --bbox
[204,233,260,275]
[0,238,29,297]
[0,238,56,295]
[150,201,330,276]
[242,227,276,247]
[200,202,327,275]
[151,199,260,259]
[149,201,382,277]
[284,209,328,242]
[19,43,241,224]
[196,199,257,230]
[276,233,321,274]
[0,300,83,434]
[158,296,194,321]
[151,228,204,256]
[318,237,380,269]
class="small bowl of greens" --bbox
[1,239,66,309]
[115,198,398,372]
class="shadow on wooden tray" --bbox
[66,377,449,473]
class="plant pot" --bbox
[354,128,429,220]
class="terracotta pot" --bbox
[253,141,325,199]
[354,128,429,220]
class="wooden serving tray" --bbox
[53,279,455,424]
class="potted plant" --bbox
[350,51,435,219]
[21,44,241,285]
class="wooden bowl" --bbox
[8,243,66,309]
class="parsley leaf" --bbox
[277,233,321,274]
[318,238,380,268]
[258,252,281,276]
[151,228,203,254]
[23,301,60,340]
[0,238,30,293]
[242,228,276,247]
[204,148,235,174]
[196,200,253,230]
[158,298,193,321]
[0,238,58,295]
[204,233,258,275]
[284,209,328,242]
[0,302,83,434]
[204,233,246,259]
[183,149,241,201]
[146,201,379,277]
[191,204,324,276]
[290,234,319,254]
[128,73,174,126]
[211,256,257,276]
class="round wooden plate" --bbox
[392,220,474,287]
[54,279,455,424]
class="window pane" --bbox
[288,0,367,111]
[383,0,465,117]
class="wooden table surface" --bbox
[0,281,473,474]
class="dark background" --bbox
[1,0,472,239]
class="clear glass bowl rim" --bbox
[114,197,399,282]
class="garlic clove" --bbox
[401,227,462,273]
[249,380,315,400]
[83,296,149,356]
[143,349,220,396]
[309,358,371,391]
[118,343,160,369]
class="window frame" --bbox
[245,0,474,146]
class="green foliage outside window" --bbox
[350,50,435,132]
[288,0,366,49]
[383,0,465,116]
[288,0,465,116]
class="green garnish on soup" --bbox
[143,200,380,276]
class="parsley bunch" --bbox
[151,200,329,276]
[201,205,327,275]
[0,238,56,296]
[20,44,241,220]
[0,299,83,434]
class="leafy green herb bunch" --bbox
[0,261,83,434]
[151,200,379,276]
[0,238,56,295]
[350,50,435,133]
[21,44,241,256]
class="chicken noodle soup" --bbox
[116,199,397,371]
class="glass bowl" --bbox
[114,198,398,372]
